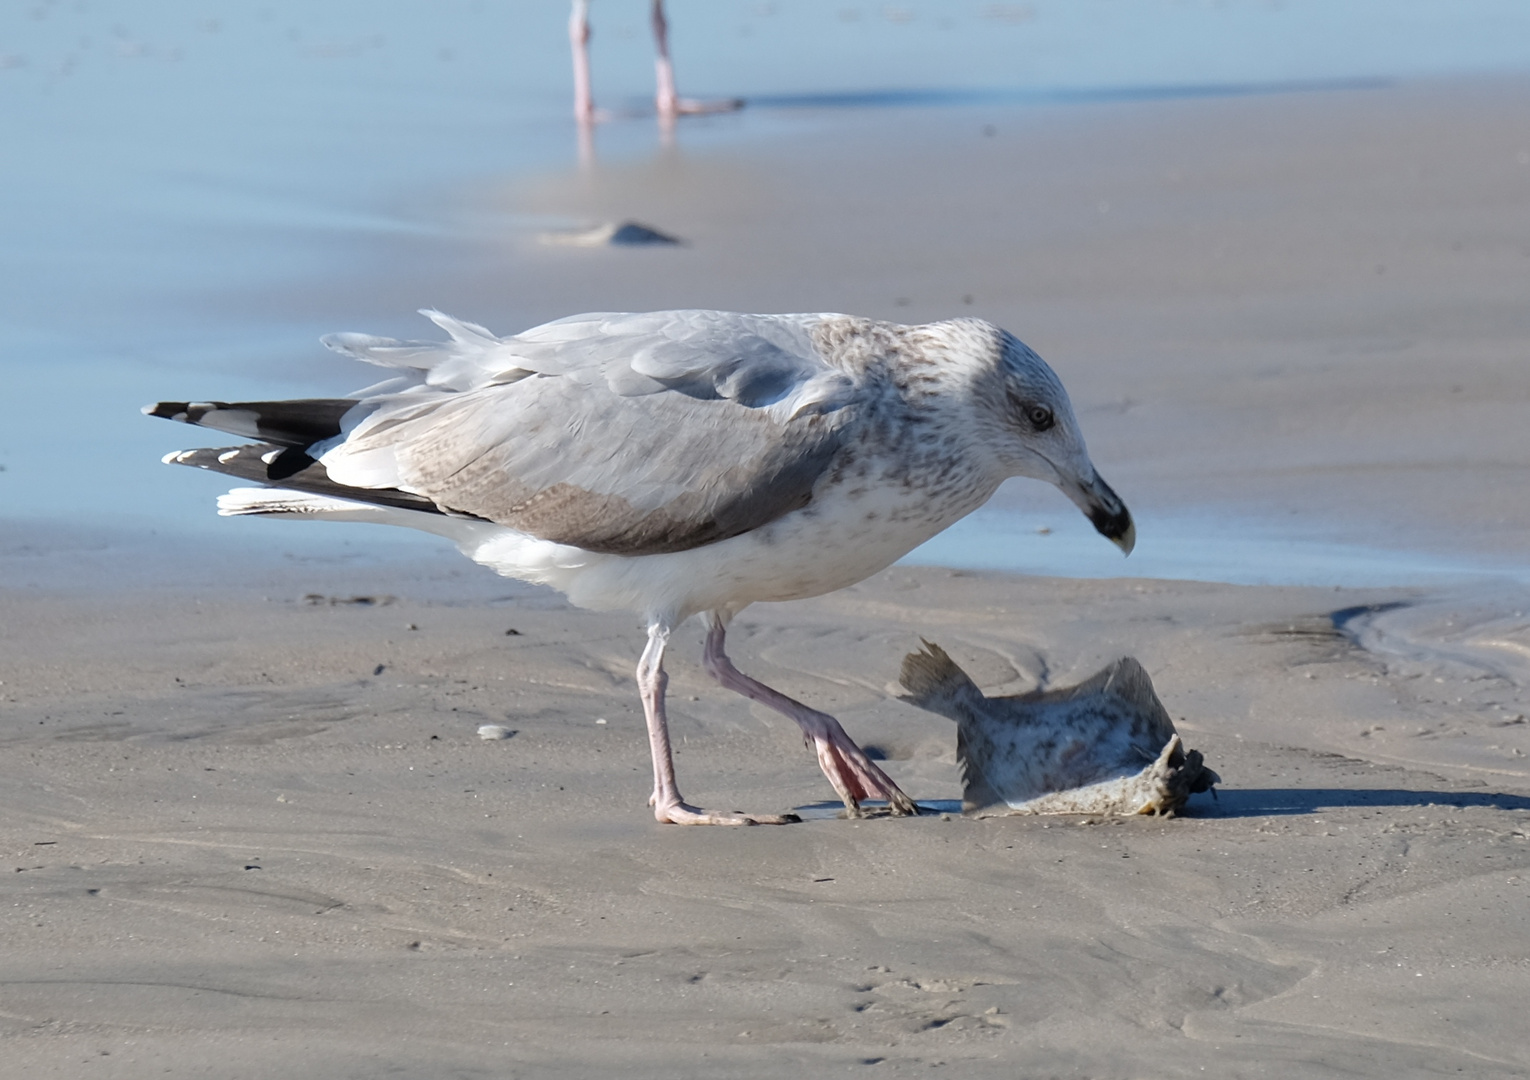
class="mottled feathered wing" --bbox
[153,310,867,557]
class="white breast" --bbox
[461,467,1001,625]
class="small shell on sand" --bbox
[477,724,515,741]
[898,641,1218,817]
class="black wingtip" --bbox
[143,401,191,421]
[266,446,318,481]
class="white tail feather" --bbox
[419,308,500,346]
[214,487,513,552]
[320,310,532,393]
[217,488,393,520]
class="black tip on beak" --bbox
[1066,469,1135,555]
[1089,502,1136,555]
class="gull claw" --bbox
[653,800,799,826]
[805,716,918,818]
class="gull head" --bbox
[974,329,1135,556]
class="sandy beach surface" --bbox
[6,69,1530,1078]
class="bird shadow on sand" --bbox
[792,790,1530,821]
[791,800,964,820]
[1187,787,1530,819]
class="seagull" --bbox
[146,309,1134,825]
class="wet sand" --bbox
[5,75,1530,1077]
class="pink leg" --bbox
[570,0,597,124]
[650,0,679,120]
[702,616,918,818]
[651,0,744,119]
[637,624,795,826]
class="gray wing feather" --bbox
[506,311,857,416]
[322,309,857,417]
[322,310,865,555]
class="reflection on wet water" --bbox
[745,78,1390,111]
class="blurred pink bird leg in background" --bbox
[571,1,744,126]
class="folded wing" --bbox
[155,310,867,557]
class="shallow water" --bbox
[3,1,1528,588]
[910,499,1530,587]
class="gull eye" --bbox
[1026,404,1055,432]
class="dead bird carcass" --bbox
[898,641,1218,816]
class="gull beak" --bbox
[1063,469,1135,556]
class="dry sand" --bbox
[5,75,1530,1077]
